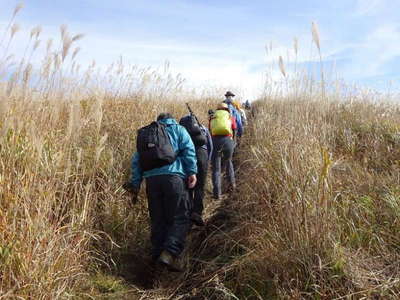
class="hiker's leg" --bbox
[146,176,167,260]
[188,188,194,212]
[193,147,208,215]
[224,139,236,188]
[211,138,222,198]
[221,152,228,193]
[162,175,191,257]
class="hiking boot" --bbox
[191,212,205,227]
[227,184,237,193]
[157,250,184,272]
[151,254,160,263]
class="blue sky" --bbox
[1,0,400,98]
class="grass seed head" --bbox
[279,56,286,78]
[312,21,321,52]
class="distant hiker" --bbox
[223,91,243,138]
[209,103,237,199]
[179,105,213,227]
[208,109,215,119]
[233,100,247,127]
[244,100,251,110]
[123,113,197,272]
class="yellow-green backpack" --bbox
[210,110,232,136]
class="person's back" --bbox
[209,103,237,199]
[126,113,197,271]
[233,100,247,127]
[131,116,197,183]
[179,114,213,226]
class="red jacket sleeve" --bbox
[231,116,237,130]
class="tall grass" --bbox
[228,97,400,298]
[1,3,400,299]
[223,27,400,299]
[0,5,216,298]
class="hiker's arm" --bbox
[129,152,143,189]
[205,128,213,160]
[235,110,243,136]
[241,109,247,125]
[178,127,198,176]
[231,116,237,140]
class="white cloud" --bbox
[355,0,386,16]
[4,0,400,97]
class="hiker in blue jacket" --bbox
[124,113,197,272]
[223,91,243,138]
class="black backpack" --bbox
[179,115,207,147]
[136,121,176,171]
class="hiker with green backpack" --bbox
[209,103,237,200]
[123,113,197,272]
[179,104,213,227]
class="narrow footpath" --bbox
[101,123,255,300]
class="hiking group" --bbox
[123,91,251,272]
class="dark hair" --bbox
[157,112,173,121]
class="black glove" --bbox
[122,182,140,206]
[130,189,139,205]
[122,182,135,193]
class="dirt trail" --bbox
[114,191,244,299]
[99,128,254,299]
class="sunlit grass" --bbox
[1,3,399,299]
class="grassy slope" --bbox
[1,6,399,297]
[76,97,400,299]
[2,96,400,299]
[226,99,400,298]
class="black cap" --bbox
[157,112,173,121]
[224,91,235,97]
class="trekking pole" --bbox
[185,103,194,116]
[185,103,201,125]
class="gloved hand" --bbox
[122,182,135,193]
[130,188,140,206]
[122,182,140,205]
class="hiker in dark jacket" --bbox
[180,115,213,226]
[124,113,197,272]
[244,100,251,110]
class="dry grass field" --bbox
[0,4,399,299]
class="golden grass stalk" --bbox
[13,2,24,17]
[0,3,24,47]
[278,56,286,78]
[71,47,81,61]
[30,25,42,40]
[62,33,72,62]
[72,33,85,42]
[311,22,320,52]
[33,39,41,51]
[46,38,53,53]
[311,21,325,97]
[10,23,20,39]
